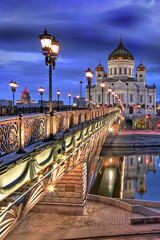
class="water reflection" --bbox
[89,153,160,201]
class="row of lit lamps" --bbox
[39,29,125,111]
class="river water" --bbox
[89,149,160,201]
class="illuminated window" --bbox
[134,121,138,129]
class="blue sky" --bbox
[0,0,160,104]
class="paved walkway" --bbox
[5,201,160,240]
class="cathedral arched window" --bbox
[119,68,121,74]
[98,74,101,78]
[114,68,116,75]
[125,68,127,75]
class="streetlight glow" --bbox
[100,82,105,88]
[85,68,93,79]
[39,87,44,94]
[108,87,112,93]
[57,90,60,95]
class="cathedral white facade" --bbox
[86,39,156,116]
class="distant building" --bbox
[73,97,87,107]
[21,87,31,104]
[0,98,12,107]
[37,100,63,108]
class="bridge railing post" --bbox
[45,112,51,140]
[17,113,26,154]
[52,112,57,136]
[66,110,70,129]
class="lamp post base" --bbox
[16,148,26,154]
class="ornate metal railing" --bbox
[0,109,124,239]
[0,107,121,156]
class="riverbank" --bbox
[103,130,160,148]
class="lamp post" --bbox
[76,95,80,109]
[68,93,71,110]
[100,82,105,107]
[108,87,112,106]
[39,87,44,113]
[57,90,60,111]
[39,29,60,113]
[80,81,83,98]
[10,81,17,114]
[85,68,93,109]
[112,91,115,106]
[115,93,118,105]
[85,98,88,108]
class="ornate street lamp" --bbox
[39,87,44,113]
[39,29,60,113]
[68,93,71,110]
[85,68,93,109]
[107,87,112,106]
[138,104,141,113]
[57,90,60,111]
[10,81,17,114]
[76,95,80,109]
[85,98,88,108]
[100,82,105,107]
[115,93,118,105]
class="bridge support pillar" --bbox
[32,162,87,215]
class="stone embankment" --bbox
[103,130,160,148]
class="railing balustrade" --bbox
[0,107,121,156]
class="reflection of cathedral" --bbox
[124,155,156,199]
[86,39,156,116]
[90,155,156,199]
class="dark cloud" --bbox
[100,5,151,29]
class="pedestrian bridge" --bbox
[0,107,124,239]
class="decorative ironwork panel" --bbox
[24,117,46,146]
[0,120,19,154]
[56,113,68,133]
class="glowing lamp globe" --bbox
[57,90,60,95]
[10,81,17,92]
[50,36,60,57]
[85,68,93,79]
[39,87,44,95]
[108,87,112,93]
[100,82,105,88]
[39,29,52,51]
